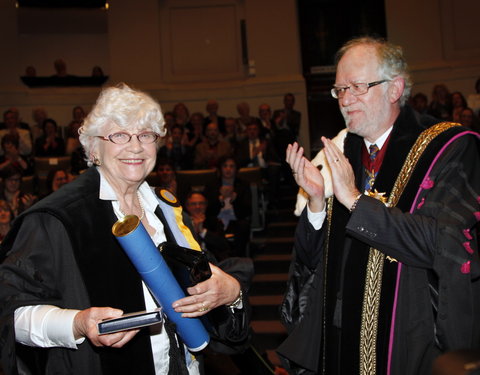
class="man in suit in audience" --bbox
[235,121,281,206]
[273,93,301,140]
[0,110,32,157]
[204,100,226,135]
[194,122,231,169]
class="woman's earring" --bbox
[92,155,102,166]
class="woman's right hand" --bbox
[73,307,140,348]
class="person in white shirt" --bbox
[0,83,249,375]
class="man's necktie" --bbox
[364,144,379,192]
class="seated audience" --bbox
[0,165,37,217]
[185,191,233,261]
[0,134,33,176]
[194,122,231,169]
[34,118,66,157]
[224,117,241,152]
[0,109,32,157]
[157,124,194,170]
[205,157,252,257]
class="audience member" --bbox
[224,116,241,151]
[0,134,33,176]
[31,107,48,142]
[204,99,226,134]
[460,107,480,132]
[91,65,104,77]
[34,118,66,157]
[172,102,191,127]
[0,165,36,217]
[155,158,177,195]
[65,106,86,138]
[0,110,32,157]
[186,112,205,148]
[24,66,36,78]
[467,77,480,117]
[163,111,175,134]
[44,168,69,196]
[273,93,302,139]
[0,199,13,242]
[235,102,257,136]
[428,83,452,121]
[235,121,281,205]
[65,120,82,155]
[411,92,429,115]
[258,103,276,139]
[157,124,194,170]
[185,191,232,261]
[205,157,252,257]
[69,145,88,175]
[52,58,74,79]
[451,91,468,122]
[194,122,231,169]
[0,108,29,131]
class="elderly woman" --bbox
[0,84,249,375]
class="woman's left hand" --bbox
[172,263,241,317]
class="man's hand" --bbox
[286,142,325,212]
[321,136,361,210]
[73,307,140,348]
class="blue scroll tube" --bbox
[112,215,209,352]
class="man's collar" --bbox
[364,126,393,150]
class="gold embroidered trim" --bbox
[322,196,334,375]
[359,122,459,375]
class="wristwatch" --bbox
[227,289,243,310]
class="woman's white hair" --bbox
[79,83,166,166]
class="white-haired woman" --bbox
[0,84,250,375]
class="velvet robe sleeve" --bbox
[277,208,327,374]
[0,213,101,375]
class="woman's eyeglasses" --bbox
[97,132,160,145]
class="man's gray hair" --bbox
[335,36,412,106]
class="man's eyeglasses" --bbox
[331,80,390,99]
[97,132,160,145]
